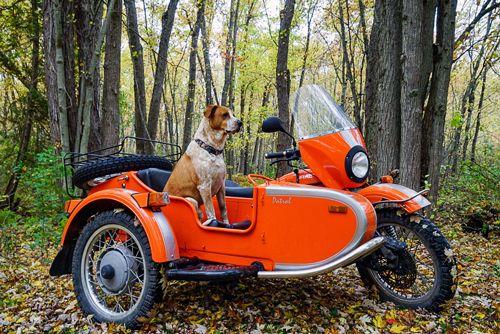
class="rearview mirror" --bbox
[262,116,286,133]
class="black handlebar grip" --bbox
[265,151,287,159]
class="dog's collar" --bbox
[194,139,224,155]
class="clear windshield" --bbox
[290,85,356,140]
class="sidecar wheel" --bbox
[356,209,458,312]
[72,210,161,328]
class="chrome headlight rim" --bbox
[345,145,370,184]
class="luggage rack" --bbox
[64,137,181,197]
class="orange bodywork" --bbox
[62,173,377,268]
[299,129,366,189]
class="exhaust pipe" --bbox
[258,236,387,279]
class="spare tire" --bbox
[72,155,173,190]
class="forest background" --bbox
[0,0,499,249]
[0,0,500,332]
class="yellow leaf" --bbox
[476,312,485,319]
[390,325,407,333]
[386,310,397,320]
[16,317,25,324]
[411,326,422,332]
[373,314,386,328]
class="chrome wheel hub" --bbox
[97,246,138,295]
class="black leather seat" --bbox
[136,168,254,198]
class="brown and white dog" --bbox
[164,105,242,226]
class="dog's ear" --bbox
[204,105,218,118]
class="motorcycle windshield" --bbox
[290,85,357,140]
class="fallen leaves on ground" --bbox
[0,222,499,333]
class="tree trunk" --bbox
[1,0,40,209]
[201,16,214,106]
[62,0,78,152]
[147,0,179,154]
[471,69,488,163]
[78,0,115,153]
[181,0,205,152]
[299,0,316,88]
[338,1,361,127]
[124,0,148,153]
[42,0,61,153]
[400,0,424,190]
[221,0,236,106]
[101,0,123,150]
[275,0,295,178]
[53,0,70,153]
[364,0,402,181]
[423,0,457,205]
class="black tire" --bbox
[72,210,162,329]
[73,155,173,190]
[356,209,458,312]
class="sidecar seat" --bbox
[136,168,254,198]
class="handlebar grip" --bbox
[265,151,287,159]
[265,149,301,159]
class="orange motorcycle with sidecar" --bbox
[50,84,458,328]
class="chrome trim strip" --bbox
[265,186,369,270]
[153,211,179,261]
[372,189,429,205]
[371,184,430,208]
[258,236,386,279]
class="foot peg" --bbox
[207,219,251,230]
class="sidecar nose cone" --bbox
[101,264,115,279]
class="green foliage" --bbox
[0,148,67,263]
[439,149,500,236]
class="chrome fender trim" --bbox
[152,211,179,261]
[257,236,386,279]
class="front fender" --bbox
[357,183,430,213]
[59,188,178,263]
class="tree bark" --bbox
[62,0,78,152]
[53,0,70,153]
[42,0,61,152]
[101,0,123,150]
[221,0,236,107]
[2,0,41,209]
[470,69,488,163]
[338,1,361,128]
[181,0,206,152]
[124,0,148,153]
[275,0,295,178]
[77,0,115,153]
[400,0,424,190]
[201,16,214,106]
[423,0,457,205]
[147,0,179,153]
[364,0,402,181]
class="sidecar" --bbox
[50,85,457,328]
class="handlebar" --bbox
[265,149,301,159]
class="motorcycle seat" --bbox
[136,168,254,198]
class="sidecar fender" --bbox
[357,183,431,213]
[55,189,178,272]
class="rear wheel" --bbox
[72,210,161,328]
[356,209,458,312]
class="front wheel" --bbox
[72,210,161,328]
[356,209,458,312]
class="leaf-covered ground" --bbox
[0,221,499,334]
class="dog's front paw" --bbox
[202,219,213,226]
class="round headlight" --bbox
[345,146,370,183]
[352,151,369,178]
